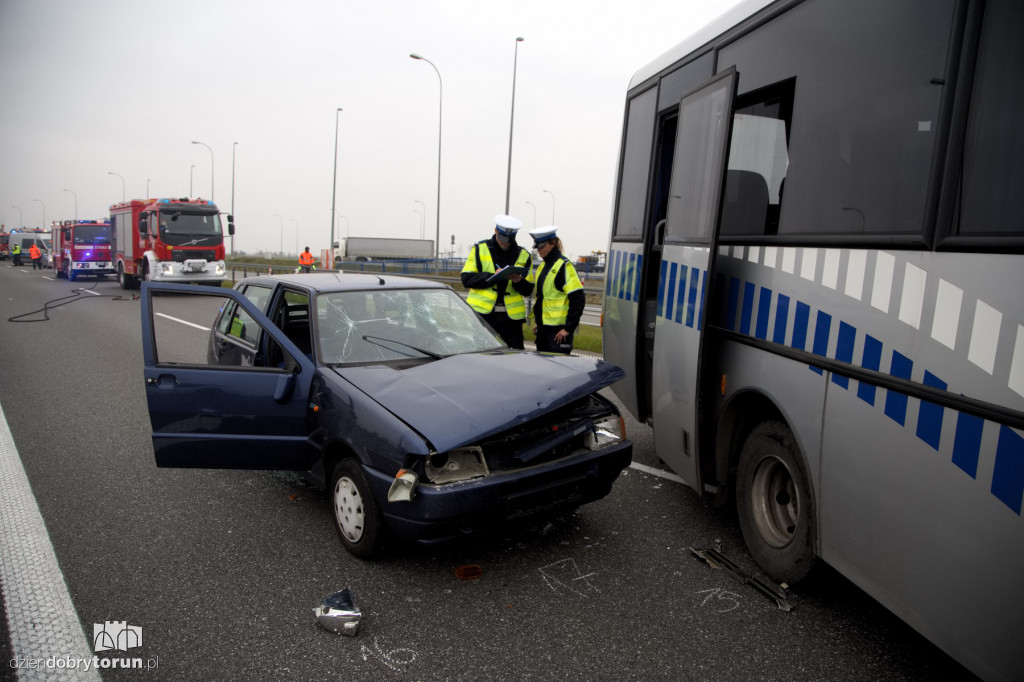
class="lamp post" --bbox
[231,141,237,255]
[63,189,78,221]
[414,200,425,239]
[191,140,214,200]
[410,53,442,274]
[11,205,22,229]
[330,107,342,253]
[543,189,556,224]
[190,165,195,197]
[275,213,283,256]
[146,178,151,197]
[505,36,524,214]
[33,198,45,229]
[525,201,536,229]
[107,172,125,202]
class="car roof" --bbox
[235,272,452,295]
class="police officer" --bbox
[529,225,585,355]
[461,215,535,349]
[299,246,315,273]
[11,242,22,266]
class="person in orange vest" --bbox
[298,246,316,273]
[28,242,43,270]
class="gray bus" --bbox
[602,1,1023,679]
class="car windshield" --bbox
[316,288,504,364]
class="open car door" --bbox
[140,282,318,470]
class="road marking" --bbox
[0,402,100,680]
[155,312,210,331]
[629,461,686,485]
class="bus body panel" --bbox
[603,0,1024,679]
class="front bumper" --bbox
[365,439,633,543]
[151,259,226,283]
[72,261,116,275]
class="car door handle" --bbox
[146,374,178,388]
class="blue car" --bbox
[140,273,632,558]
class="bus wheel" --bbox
[330,459,385,559]
[736,421,815,584]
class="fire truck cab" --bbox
[52,220,115,281]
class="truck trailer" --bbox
[334,237,434,261]
[111,198,234,289]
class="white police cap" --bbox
[494,215,522,236]
[529,225,558,243]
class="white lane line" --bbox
[0,402,100,680]
[155,312,210,331]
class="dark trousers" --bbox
[535,325,573,354]
[480,310,525,350]
[32,257,41,270]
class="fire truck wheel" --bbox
[118,263,132,290]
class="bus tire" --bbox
[736,420,815,584]
[330,458,385,559]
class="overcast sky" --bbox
[0,0,743,261]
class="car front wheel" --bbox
[331,459,384,559]
[736,420,816,584]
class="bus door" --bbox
[650,70,736,492]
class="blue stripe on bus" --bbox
[657,259,667,318]
[858,335,883,405]
[952,411,983,478]
[885,351,913,426]
[665,262,678,321]
[607,250,617,296]
[740,281,755,335]
[792,301,810,350]
[993,426,1024,514]
[676,265,689,324]
[916,371,947,451]
[726,277,740,332]
[833,321,856,389]
[755,287,772,340]
[773,294,790,344]
[686,268,700,328]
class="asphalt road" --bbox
[0,264,974,681]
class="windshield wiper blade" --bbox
[361,334,442,359]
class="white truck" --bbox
[334,237,434,261]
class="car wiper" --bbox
[361,334,442,359]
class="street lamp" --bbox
[505,37,524,214]
[525,201,537,228]
[146,178,151,197]
[330,107,343,253]
[231,141,238,255]
[11,205,22,229]
[191,140,214,200]
[63,189,78,221]
[107,172,125,202]
[414,200,425,239]
[33,198,46,229]
[410,52,442,274]
[190,165,195,196]
[275,213,283,256]
[543,189,556,224]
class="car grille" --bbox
[172,249,216,262]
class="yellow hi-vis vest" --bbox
[462,241,533,320]
[537,256,583,326]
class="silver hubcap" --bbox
[750,455,799,548]
[333,476,364,543]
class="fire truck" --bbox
[0,231,8,260]
[110,198,234,289]
[52,219,115,281]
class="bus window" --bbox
[955,0,1024,237]
[612,88,657,240]
[721,79,794,237]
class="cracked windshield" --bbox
[317,289,503,364]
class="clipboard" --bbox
[485,266,527,284]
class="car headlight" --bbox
[425,446,488,484]
[585,415,625,450]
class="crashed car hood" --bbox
[332,352,624,452]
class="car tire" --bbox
[735,420,816,584]
[330,459,385,559]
